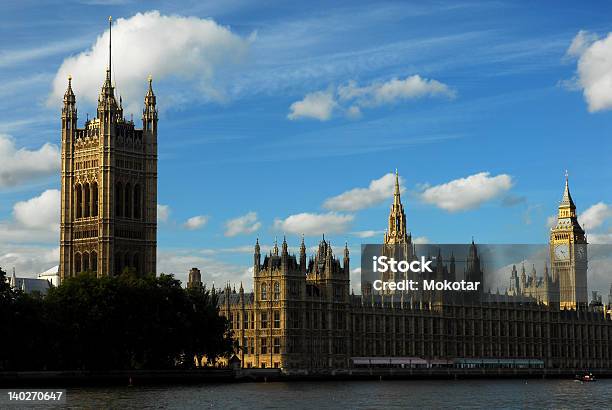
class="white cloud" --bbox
[565,31,612,112]
[0,245,59,277]
[224,211,261,237]
[287,90,337,121]
[420,172,513,212]
[13,189,60,231]
[579,202,611,230]
[546,215,557,229]
[288,75,455,121]
[413,236,430,244]
[157,204,170,223]
[156,248,253,290]
[273,212,354,235]
[351,230,384,238]
[338,75,456,107]
[0,190,60,244]
[324,173,402,211]
[0,135,59,189]
[588,232,612,244]
[183,215,208,230]
[566,30,599,59]
[49,11,253,113]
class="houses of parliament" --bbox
[214,172,612,370]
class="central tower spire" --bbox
[384,170,410,245]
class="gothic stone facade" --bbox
[217,173,612,370]
[59,28,157,280]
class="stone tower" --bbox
[549,172,587,310]
[59,17,158,280]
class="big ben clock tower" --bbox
[549,172,588,310]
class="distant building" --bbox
[37,266,60,287]
[187,267,203,289]
[8,268,53,295]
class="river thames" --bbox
[58,379,611,409]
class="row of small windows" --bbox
[115,182,142,219]
[260,282,281,300]
[75,160,99,170]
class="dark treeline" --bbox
[0,267,234,371]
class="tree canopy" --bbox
[0,268,233,371]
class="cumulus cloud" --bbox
[546,215,557,229]
[273,212,354,235]
[288,75,455,121]
[565,30,612,112]
[157,204,170,223]
[224,211,261,237]
[0,190,60,244]
[323,173,403,211]
[0,135,59,189]
[351,230,384,238]
[183,215,208,230]
[579,202,611,230]
[49,11,253,113]
[13,189,60,231]
[287,90,336,121]
[420,172,513,212]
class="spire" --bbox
[281,235,288,255]
[385,169,410,245]
[394,169,401,202]
[344,241,349,259]
[98,16,118,113]
[273,237,279,256]
[560,170,576,209]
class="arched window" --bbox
[115,182,123,217]
[133,252,140,275]
[273,282,280,300]
[75,184,82,219]
[124,183,132,218]
[91,251,98,273]
[84,183,90,218]
[82,251,89,272]
[115,252,122,275]
[92,182,98,217]
[124,252,132,271]
[75,253,82,273]
[261,283,267,300]
[134,184,141,220]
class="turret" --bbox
[143,75,158,133]
[520,263,527,291]
[299,235,306,273]
[254,238,261,274]
[343,242,350,275]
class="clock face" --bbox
[554,244,569,260]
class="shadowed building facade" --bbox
[59,18,157,280]
[217,173,612,371]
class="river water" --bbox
[56,379,610,409]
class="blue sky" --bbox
[0,0,611,288]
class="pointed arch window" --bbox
[92,182,98,217]
[261,283,267,300]
[124,183,132,218]
[134,184,141,219]
[91,250,98,273]
[75,184,82,219]
[82,251,89,272]
[84,183,90,218]
[75,253,82,274]
[115,182,123,217]
[273,282,280,300]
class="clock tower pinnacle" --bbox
[550,172,587,310]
